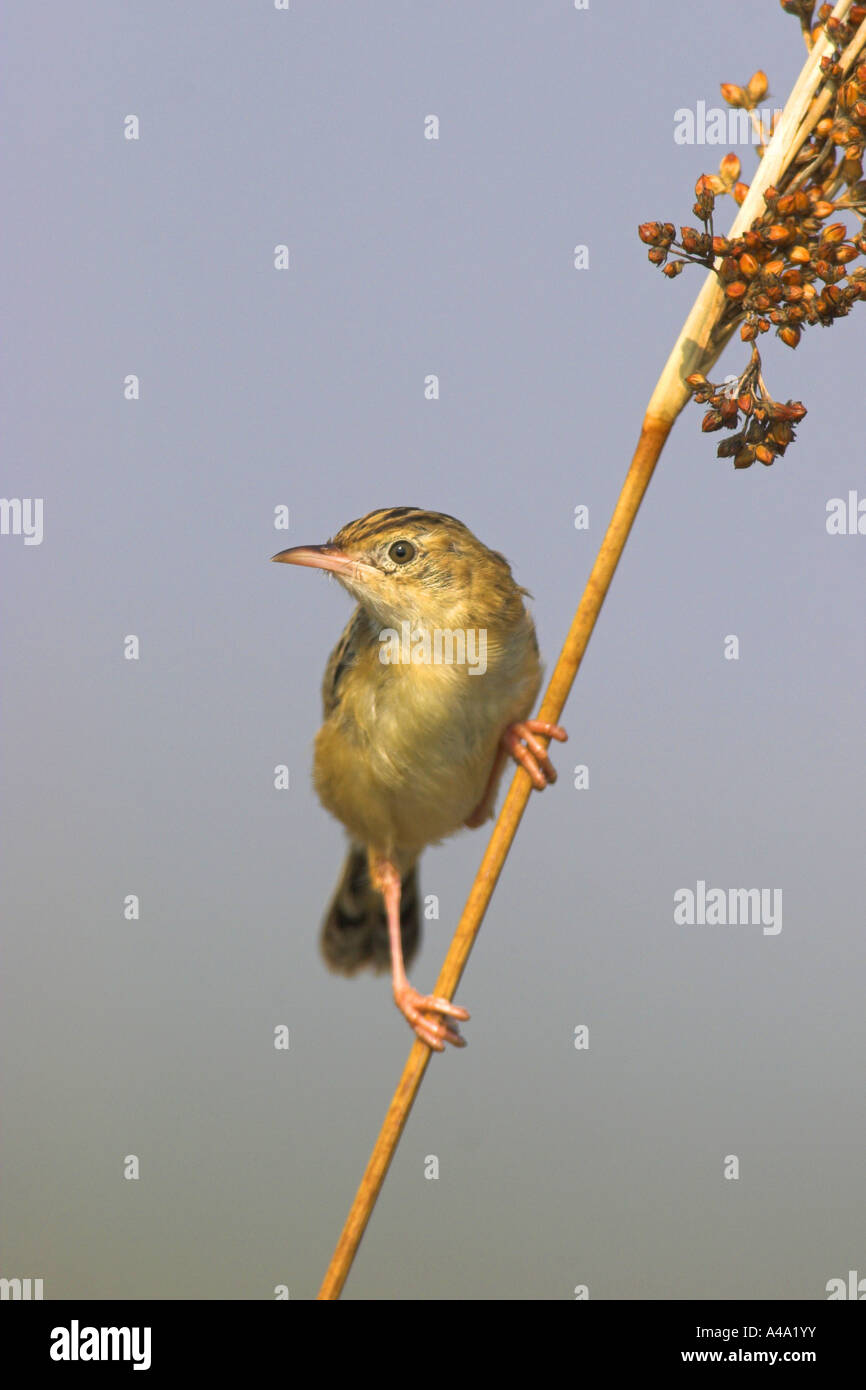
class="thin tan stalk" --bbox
[317,1,858,1301]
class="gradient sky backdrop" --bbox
[3,1,864,1300]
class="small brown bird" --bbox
[273,507,566,1050]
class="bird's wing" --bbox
[321,606,366,717]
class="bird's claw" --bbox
[394,984,470,1051]
[503,719,568,789]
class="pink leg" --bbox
[372,857,470,1051]
[466,719,568,826]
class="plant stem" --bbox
[316,0,859,1301]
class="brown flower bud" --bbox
[779,325,801,347]
[733,446,756,469]
[767,224,791,243]
[740,321,758,341]
[789,245,811,263]
[739,253,760,277]
[702,410,724,432]
[821,222,847,243]
[755,444,775,465]
[747,71,768,104]
[733,182,750,205]
[725,280,748,299]
[719,152,741,185]
[812,200,835,219]
[638,222,662,244]
[720,83,747,108]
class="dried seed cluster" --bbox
[686,348,807,468]
[639,3,866,468]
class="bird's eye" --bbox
[388,540,416,564]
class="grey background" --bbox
[3,1,864,1300]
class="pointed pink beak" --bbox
[271,544,377,583]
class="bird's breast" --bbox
[313,618,541,859]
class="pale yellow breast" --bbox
[313,615,541,862]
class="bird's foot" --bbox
[503,719,567,789]
[394,982,470,1051]
[464,719,568,828]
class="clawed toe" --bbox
[395,984,470,1051]
[503,720,568,789]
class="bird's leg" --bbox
[465,719,568,827]
[371,855,469,1051]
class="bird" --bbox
[272,507,566,1050]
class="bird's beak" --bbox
[271,544,377,583]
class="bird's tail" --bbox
[320,844,420,976]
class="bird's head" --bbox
[272,507,525,629]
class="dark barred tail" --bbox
[320,844,420,976]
